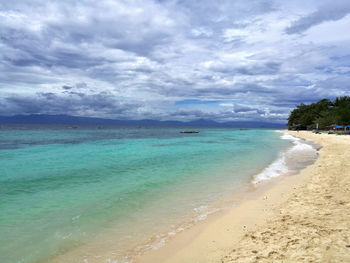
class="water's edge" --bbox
[78,131,321,263]
[0,129,320,263]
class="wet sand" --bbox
[138,131,350,263]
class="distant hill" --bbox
[0,114,286,128]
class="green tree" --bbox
[287,97,350,130]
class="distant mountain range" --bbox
[0,114,286,128]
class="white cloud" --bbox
[0,0,349,123]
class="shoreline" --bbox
[131,130,311,262]
[49,129,294,263]
[137,131,350,262]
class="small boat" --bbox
[180,131,199,134]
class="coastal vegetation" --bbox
[287,96,350,130]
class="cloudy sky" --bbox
[1,0,350,123]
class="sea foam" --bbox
[253,131,318,183]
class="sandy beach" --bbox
[138,131,350,263]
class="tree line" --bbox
[287,96,350,130]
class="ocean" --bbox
[0,127,317,263]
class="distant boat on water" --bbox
[180,131,199,133]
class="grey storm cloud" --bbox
[0,0,350,123]
[208,62,281,75]
[1,92,143,117]
[62,85,73,90]
[286,0,350,34]
[233,104,264,114]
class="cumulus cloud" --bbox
[0,0,350,123]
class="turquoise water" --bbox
[0,127,291,263]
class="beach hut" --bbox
[335,125,345,135]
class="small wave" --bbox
[280,133,298,141]
[252,154,288,183]
[253,131,318,184]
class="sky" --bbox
[1,0,350,123]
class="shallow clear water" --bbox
[0,127,291,263]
